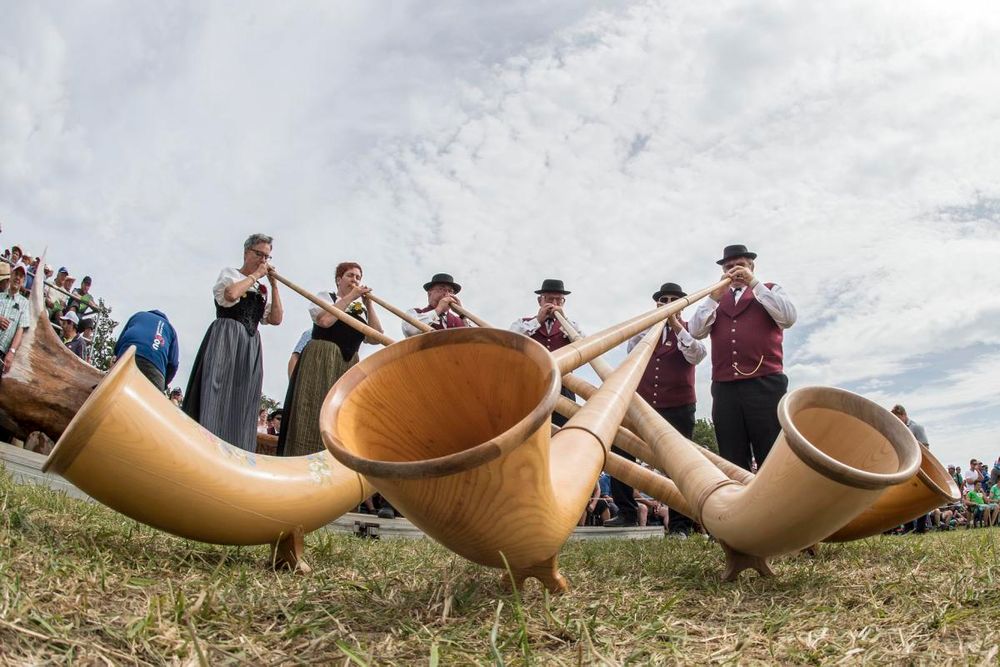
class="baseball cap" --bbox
[60,311,80,326]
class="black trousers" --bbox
[711,373,788,472]
[656,405,696,533]
[135,355,166,392]
[610,402,697,520]
[551,385,575,427]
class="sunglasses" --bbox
[657,296,679,304]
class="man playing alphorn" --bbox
[402,273,474,338]
[510,278,582,427]
[617,282,707,531]
[689,244,796,472]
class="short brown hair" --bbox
[335,262,362,281]
[890,405,906,415]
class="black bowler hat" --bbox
[716,244,758,265]
[534,278,571,295]
[652,282,686,301]
[422,273,462,294]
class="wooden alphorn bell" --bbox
[553,302,924,580]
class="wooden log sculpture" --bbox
[43,347,372,571]
[0,256,104,440]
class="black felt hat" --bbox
[534,278,571,295]
[715,244,758,265]
[652,282,687,301]
[422,273,462,294]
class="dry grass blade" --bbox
[2,468,999,663]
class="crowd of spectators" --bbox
[1,243,103,366]
[888,404,999,534]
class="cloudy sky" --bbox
[3,1,998,468]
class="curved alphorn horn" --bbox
[555,311,922,578]
[320,280,731,591]
[449,303,493,328]
[321,312,671,592]
[553,309,753,485]
[43,347,371,570]
[364,293,434,334]
[824,446,959,541]
[555,313,956,550]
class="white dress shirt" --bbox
[401,307,474,338]
[212,267,272,324]
[510,317,583,338]
[688,282,796,340]
[626,325,706,365]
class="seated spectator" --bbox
[169,387,184,407]
[963,460,982,488]
[112,310,180,390]
[580,481,614,526]
[0,262,30,380]
[68,275,96,316]
[964,482,995,528]
[79,318,95,364]
[50,274,76,323]
[60,312,87,359]
[257,408,269,434]
[267,409,283,436]
[634,479,669,528]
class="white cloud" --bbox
[3,0,998,468]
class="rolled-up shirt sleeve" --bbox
[626,330,646,353]
[510,318,541,335]
[688,298,719,339]
[676,328,707,365]
[752,282,796,329]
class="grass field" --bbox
[2,470,998,665]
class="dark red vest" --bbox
[710,284,783,382]
[638,324,697,408]
[416,305,466,330]
[524,317,572,352]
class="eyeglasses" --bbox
[249,249,272,261]
[540,296,565,305]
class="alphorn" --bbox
[42,268,409,570]
[555,313,958,549]
[367,289,493,334]
[449,303,492,328]
[320,282,722,591]
[269,272,395,345]
[553,309,751,485]
[554,312,922,579]
[364,293,433,334]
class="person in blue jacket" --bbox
[113,310,180,391]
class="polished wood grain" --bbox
[44,348,371,546]
[320,324,663,592]
[825,446,959,542]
